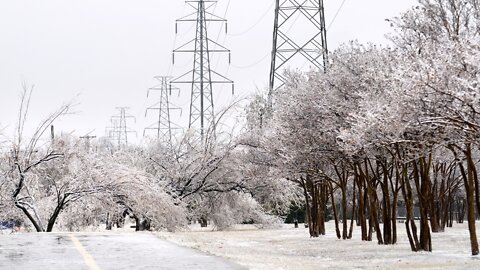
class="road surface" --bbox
[0,232,246,269]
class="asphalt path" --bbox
[0,232,246,270]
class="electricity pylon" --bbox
[80,130,96,152]
[108,107,136,148]
[269,0,328,96]
[144,76,181,143]
[171,0,234,142]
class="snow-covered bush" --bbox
[208,193,281,231]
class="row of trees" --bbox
[243,0,480,255]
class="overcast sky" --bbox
[0,0,418,143]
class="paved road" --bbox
[0,232,246,270]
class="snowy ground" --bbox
[156,222,480,270]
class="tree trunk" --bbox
[341,184,348,239]
[309,179,320,237]
[400,163,420,252]
[392,191,399,244]
[106,212,113,230]
[116,214,126,228]
[380,160,393,245]
[47,199,66,232]
[464,144,479,255]
[13,173,45,232]
[15,203,45,232]
[348,177,356,239]
[365,159,383,245]
[135,216,151,231]
[200,217,208,228]
[355,164,368,241]
[329,182,341,239]
[456,198,466,223]
[412,158,432,252]
[303,175,326,237]
[301,177,313,236]
[318,182,327,236]
[333,164,349,240]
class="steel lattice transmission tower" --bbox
[107,107,136,148]
[269,0,328,96]
[171,0,233,141]
[144,76,180,142]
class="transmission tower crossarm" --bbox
[185,0,219,3]
[177,15,226,22]
[174,40,230,53]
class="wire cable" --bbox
[212,0,231,76]
[327,0,347,31]
[168,2,187,77]
[227,2,275,37]
[231,52,271,69]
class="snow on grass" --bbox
[156,222,480,270]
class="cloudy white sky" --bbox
[0,0,417,143]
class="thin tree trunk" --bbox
[365,159,383,245]
[355,164,368,241]
[412,158,432,252]
[464,144,479,255]
[329,182,341,239]
[47,201,65,232]
[334,164,349,239]
[341,184,348,239]
[392,190,399,244]
[400,162,420,252]
[380,160,392,245]
[319,182,327,236]
[348,177,356,239]
[301,177,313,237]
[15,203,45,232]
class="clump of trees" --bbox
[243,0,480,256]
[0,89,289,233]
[140,108,293,230]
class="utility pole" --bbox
[80,132,96,152]
[144,76,181,143]
[50,125,55,141]
[269,0,328,98]
[108,107,136,148]
[171,0,234,143]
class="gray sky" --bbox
[0,0,418,143]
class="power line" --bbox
[212,0,231,72]
[168,2,188,77]
[231,51,271,69]
[227,2,275,37]
[327,0,347,31]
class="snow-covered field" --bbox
[156,222,480,270]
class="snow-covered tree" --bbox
[388,0,480,255]
[241,0,480,256]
